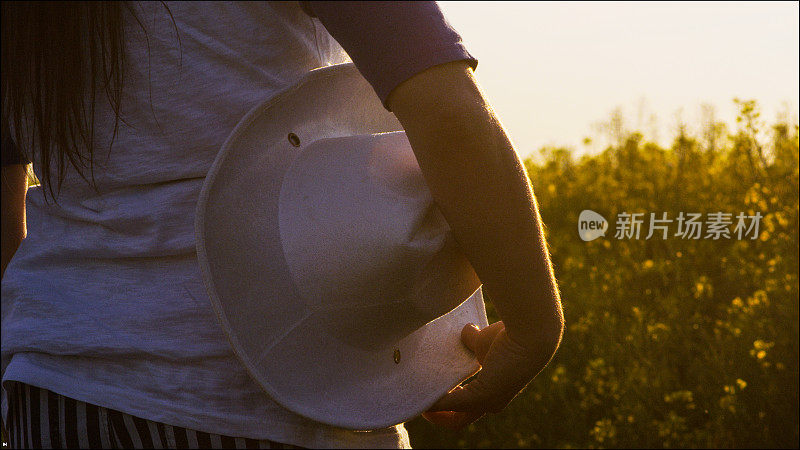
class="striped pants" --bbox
[2,382,302,449]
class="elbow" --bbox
[544,313,565,358]
[538,297,565,359]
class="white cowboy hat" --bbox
[195,63,489,430]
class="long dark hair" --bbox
[1,1,174,200]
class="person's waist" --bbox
[23,179,204,259]
[1,353,409,448]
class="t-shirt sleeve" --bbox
[1,125,29,167]
[300,1,478,110]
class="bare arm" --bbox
[388,60,564,426]
[1,164,27,278]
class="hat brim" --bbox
[195,63,489,430]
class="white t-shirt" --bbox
[1,2,409,447]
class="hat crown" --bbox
[279,131,466,348]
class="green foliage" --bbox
[407,100,799,448]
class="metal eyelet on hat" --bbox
[393,349,401,364]
[288,133,301,147]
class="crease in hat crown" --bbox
[278,131,464,349]
[195,63,488,430]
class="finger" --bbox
[427,386,473,412]
[421,410,483,430]
[427,379,489,413]
[429,359,518,414]
[460,323,481,353]
[461,321,504,365]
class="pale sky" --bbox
[438,1,800,158]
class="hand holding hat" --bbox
[423,320,556,429]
